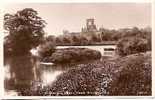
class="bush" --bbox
[116,37,149,56]
[108,52,151,95]
[38,41,56,58]
[43,48,101,64]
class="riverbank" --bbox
[20,51,151,96]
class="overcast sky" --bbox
[3,3,151,36]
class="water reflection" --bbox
[4,64,11,80]
[41,70,62,85]
[5,55,35,92]
[4,55,75,95]
[38,63,77,85]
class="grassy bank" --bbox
[20,51,151,96]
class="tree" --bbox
[72,35,80,45]
[4,8,46,55]
[100,29,113,41]
[46,35,56,43]
[3,8,46,92]
[79,36,89,45]
[91,33,101,43]
[63,37,71,44]
[38,41,56,58]
[117,37,148,56]
[55,37,63,45]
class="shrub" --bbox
[108,52,151,95]
[116,37,148,56]
[43,48,101,64]
[38,41,56,58]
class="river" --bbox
[4,56,76,96]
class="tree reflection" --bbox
[9,55,35,91]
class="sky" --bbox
[3,3,151,36]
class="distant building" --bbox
[63,18,104,41]
[82,18,97,33]
[81,18,103,41]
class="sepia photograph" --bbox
[3,2,152,96]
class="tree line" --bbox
[44,26,151,46]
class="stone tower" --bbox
[86,18,97,32]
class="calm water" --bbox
[4,56,75,95]
[37,63,76,86]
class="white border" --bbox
[0,0,153,3]
[0,1,5,97]
[0,0,154,99]
[152,0,155,98]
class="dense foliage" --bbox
[116,37,149,56]
[38,41,56,58]
[4,8,46,56]
[108,52,151,95]
[115,27,151,56]
[42,48,101,64]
